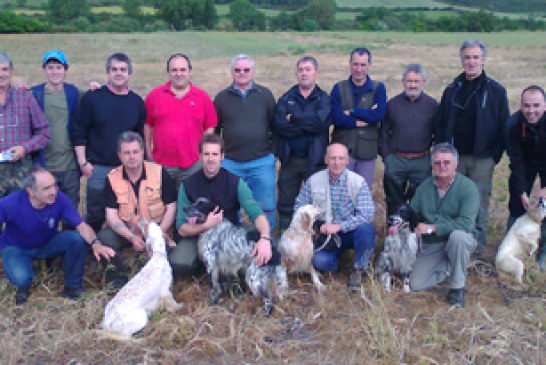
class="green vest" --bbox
[331,80,379,160]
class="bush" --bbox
[0,10,49,33]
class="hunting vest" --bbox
[331,79,379,160]
[108,161,166,230]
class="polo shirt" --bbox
[145,82,217,168]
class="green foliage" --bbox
[151,0,217,30]
[47,0,90,23]
[300,0,336,30]
[122,0,142,19]
[438,0,546,14]
[249,0,309,10]
[0,9,48,32]
[229,0,266,31]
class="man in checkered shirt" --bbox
[0,52,50,197]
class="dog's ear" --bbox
[302,212,312,231]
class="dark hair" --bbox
[43,58,68,71]
[199,134,224,153]
[521,85,545,99]
[117,131,144,152]
[106,53,132,74]
[23,165,49,191]
[166,53,192,72]
[296,55,318,70]
[350,47,372,63]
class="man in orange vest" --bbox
[97,131,177,290]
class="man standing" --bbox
[175,134,272,275]
[0,52,50,197]
[98,132,177,288]
[71,53,146,231]
[294,143,376,291]
[273,55,330,231]
[380,64,437,216]
[144,53,217,189]
[31,50,81,208]
[409,143,479,308]
[330,47,387,189]
[0,166,114,305]
[506,85,546,271]
[214,54,277,230]
[435,39,510,256]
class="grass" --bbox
[0,31,545,364]
[336,0,446,8]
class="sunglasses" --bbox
[233,68,252,74]
[432,160,452,167]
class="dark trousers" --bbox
[508,164,546,217]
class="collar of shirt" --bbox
[164,81,193,98]
[329,169,348,186]
[231,82,255,99]
[106,82,130,96]
[433,175,456,198]
[122,166,147,195]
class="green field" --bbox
[336,0,445,7]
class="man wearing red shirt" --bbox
[144,53,217,189]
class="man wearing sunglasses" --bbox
[409,143,479,308]
[214,54,277,231]
[435,39,510,257]
[0,52,50,198]
[71,53,146,232]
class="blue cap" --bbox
[42,50,68,67]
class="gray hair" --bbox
[117,131,144,152]
[431,142,459,162]
[105,52,133,74]
[0,52,13,69]
[230,54,255,70]
[459,39,487,59]
[403,63,426,81]
[23,165,49,191]
[296,55,318,70]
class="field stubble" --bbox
[0,32,545,364]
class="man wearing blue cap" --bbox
[31,50,82,208]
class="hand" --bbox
[320,222,341,235]
[88,81,102,91]
[343,109,351,116]
[521,193,530,210]
[9,146,25,161]
[286,113,292,122]
[130,235,146,252]
[92,243,116,261]
[251,238,272,266]
[355,120,369,127]
[415,223,435,237]
[80,161,94,178]
[204,206,223,229]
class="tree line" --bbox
[0,0,544,33]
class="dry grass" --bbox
[0,32,545,364]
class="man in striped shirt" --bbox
[294,143,376,291]
[0,52,50,198]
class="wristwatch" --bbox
[426,226,433,234]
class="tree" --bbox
[300,0,336,30]
[151,0,217,30]
[122,0,143,20]
[229,0,266,31]
[47,0,89,24]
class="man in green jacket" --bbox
[409,142,479,308]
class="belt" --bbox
[394,150,430,159]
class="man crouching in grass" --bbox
[0,166,114,305]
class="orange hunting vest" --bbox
[107,161,166,230]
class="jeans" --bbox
[86,164,115,231]
[312,222,375,272]
[222,154,277,230]
[1,231,87,290]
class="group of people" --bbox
[0,37,544,309]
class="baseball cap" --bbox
[42,50,68,67]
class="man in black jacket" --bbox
[435,39,510,256]
[506,85,546,271]
[273,55,330,231]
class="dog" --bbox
[101,221,180,340]
[375,204,421,292]
[278,204,326,291]
[495,194,546,284]
[183,197,288,316]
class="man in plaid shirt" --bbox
[0,53,50,197]
[294,143,376,291]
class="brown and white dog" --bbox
[101,221,180,340]
[278,205,324,291]
[496,194,546,284]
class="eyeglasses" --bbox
[432,160,452,167]
[233,68,251,74]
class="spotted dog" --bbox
[184,197,288,316]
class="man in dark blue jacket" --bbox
[273,55,330,231]
[435,39,510,256]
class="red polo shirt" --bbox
[145,82,217,168]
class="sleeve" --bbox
[238,179,264,222]
[505,115,527,196]
[266,89,276,132]
[136,98,146,136]
[379,100,393,158]
[161,168,177,204]
[330,83,356,128]
[350,82,387,124]
[213,93,223,135]
[291,92,331,136]
[434,88,450,144]
[434,179,480,236]
[176,185,191,229]
[493,86,510,164]
[59,192,83,228]
[23,92,50,153]
[294,179,313,213]
[340,183,375,232]
[71,91,92,146]
[103,178,118,209]
[273,93,305,139]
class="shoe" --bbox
[347,269,362,292]
[15,287,30,305]
[62,287,84,300]
[104,263,129,294]
[448,288,465,308]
